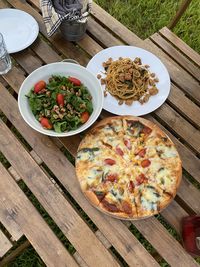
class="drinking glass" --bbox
[0,33,12,75]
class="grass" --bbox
[1,1,200,266]
[95,0,200,53]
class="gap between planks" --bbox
[159,27,200,68]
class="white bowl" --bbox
[18,62,104,137]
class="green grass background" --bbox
[95,0,200,53]
[2,0,200,266]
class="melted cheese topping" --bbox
[76,117,181,218]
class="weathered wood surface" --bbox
[0,231,12,258]
[0,163,78,267]
[0,0,200,265]
[159,27,200,67]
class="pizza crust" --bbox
[84,191,100,207]
[76,116,182,220]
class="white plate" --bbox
[0,9,39,53]
[87,46,171,116]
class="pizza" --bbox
[75,116,182,219]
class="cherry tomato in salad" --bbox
[40,117,52,129]
[68,77,81,86]
[34,80,46,94]
[56,93,64,106]
[80,111,90,123]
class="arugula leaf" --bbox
[53,121,68,133]
[29,97,43,115]
[85,100,93,114]
[70,95,85,112]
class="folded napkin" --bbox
[40,0,92,37]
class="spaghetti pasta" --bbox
[98,57,159,105]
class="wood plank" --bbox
[59,136,81,157]
[0,121,119,267]
[50,34,90,66]
[167,83,200,128]
[161,201,188,234]
[178,178,200,214]
[73,252,88,267]
[0,240,30,267]
[12,49,43,74]
[0,230,12,258]
[30,150,43,165]
[8,166,21,182]
[91,2,142,45]
[144,39,200,104]
[0,76,8,88]
[87,18,123,47]
[133,216,199,267]
[153,102,200,154]
[95,230,111,249]
[0,84,160,267]
[150,33,200,81]
[0,0,10,8]
[159,27,200,67]
[78,34,103,57]
[31,38,62,64]
[0,163,78,267]
[0,166,23,241]
[2,66,25,93]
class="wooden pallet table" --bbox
[0,0,200,266]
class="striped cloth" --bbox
[40,0,92,37]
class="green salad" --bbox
[26,75,93,133]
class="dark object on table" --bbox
[40,0,91,41]
[59,19,87,41]
[53,0,83,16]
[182,216,200,256]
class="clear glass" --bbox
[0,33,12,75]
